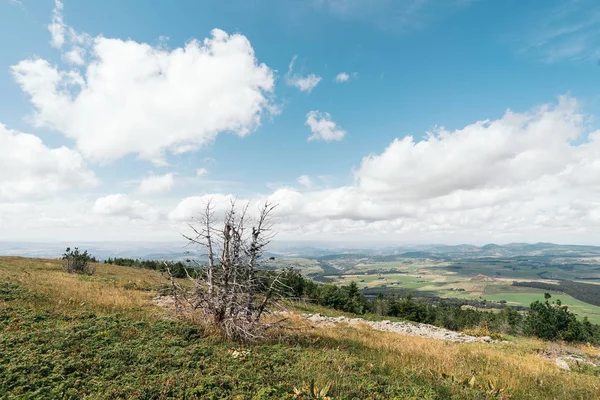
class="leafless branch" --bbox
[169,199,285,342]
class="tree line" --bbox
[104,257,195,278]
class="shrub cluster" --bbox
[104,257,195,278]
[524,293,599,342]
[62,247,96,275]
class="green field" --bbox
[263,257,326,275]
[482,292,600,324]
[322,258,600,324]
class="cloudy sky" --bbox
[1,0,600,245]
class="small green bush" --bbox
[62,247,96,275]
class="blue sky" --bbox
[1,0,600,244]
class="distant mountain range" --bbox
[0,241,195,261]
[1,241,600,261]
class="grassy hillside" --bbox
[1,257,600,399]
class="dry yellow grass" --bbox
[0,256,166,315]
[289,319,600,399]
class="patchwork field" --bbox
[311,257,600,324]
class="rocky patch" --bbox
[302,313,497,343]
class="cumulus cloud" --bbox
[168,194,236,222]
[285,56,321,93]
[335,72,350,82]
[6,10,600,248]
[28,94,599,244]
[165,96,600,244]
[297,175,312,188]
[136,173,174,195]
[63,46,86,65]
[356,96,581,199]
[13,4,276,165]
[264,187,417,223]
[0,123,97,202]
[93,194,159,220]
[306,111,346,141]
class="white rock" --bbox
[555,358,570,371]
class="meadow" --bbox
[2,256,600,399]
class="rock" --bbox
[555,358,570,371]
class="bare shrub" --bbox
[168,200,288,341]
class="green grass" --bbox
[0,282,462,400]
[3,257,600,400]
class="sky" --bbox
[1,0,600,245]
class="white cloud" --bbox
[93,194,159,220]
[251,96,600,243]
[13,5,277,165]
[168,194,236,222]
[63,46,86,65]
[0,123,97,202]
[48,0,65,48]
[335,72,350,82]
[306,111,346,142]
[136,173,174,195]
[196,168,208,177]
[285,56,321,93]
[47,1,92,65]
[0,197,176,242]
[12,0,595,247]
[162,96,600,244]
[297,175,312,188]
[356,96,581,198]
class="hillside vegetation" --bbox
[1,256,600,399]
